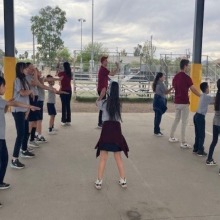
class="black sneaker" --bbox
[219,169,220,176]
[197,151,207,157]
[206,159,217,166]
[193,149,198,154]
[0,202,2,208]
[21,150,35,158]
[36,136,48,144]
[11,159,25,169]
[0,182,10,190]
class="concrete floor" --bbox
[0,112,220,220]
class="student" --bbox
[0,76,39,192]
[35,69,47,143]
[35,69,60,143]
[206,79,220,167]
[58,62,72,126]
[193,82,214,156]
[11,62,36,169]
[95,81,129,190]
[46,75,68,134]
[169,59,200,148]
[97,56,119,128]
[152,72,173,136]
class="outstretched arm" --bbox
[109,62,120,76]
[5,99,40,113]
[190,85,201,97]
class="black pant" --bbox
[207,125,220,161]
[60,91,72,123]
[0,140,8,184]
[154,110,162,134]
[12,112,25,157]
[22,119,29,151]
[98,91,106,126]
[193,113,205,153]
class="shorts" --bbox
[36,101,44,120]
[29,96,38,122]
[99,143,122,152]
[47,103,57,116]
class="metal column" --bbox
[190,0,205,111]
[3,0,16,100]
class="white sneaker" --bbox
[52,128,59,131]
[119,178,127,188]
[65,122,71,126]
[180,143,192,149]
[61,122,66,126]
[155,132,163,137]
[169,137,178,143]
[95,179,102,190]
[48,130,57,135]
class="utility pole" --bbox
[78,18,86,71]
[150,35,153,60]
[32,31,35,64]
[91,0,94,73]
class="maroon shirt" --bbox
[97,66,110,92]
[58,72,72,91]
[172,72,193,104]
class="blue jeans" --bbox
[154,110,162,134]
[207,125,220,161]
[193,113,205,153]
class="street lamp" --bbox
[78,18,86,69]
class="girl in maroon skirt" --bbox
[95,81,129,189]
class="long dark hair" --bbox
[63,62,72,78]
[214,79,220,111]
[15,62,29,90]
[106,81,122,121]
[152,72,163,92]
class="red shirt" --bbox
[97,66,110,92]
[172,72,193,104]
[58,71,72,91]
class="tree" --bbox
[120,49,127,57]
[56,47,73,63]
[31,6,67,66]
[0,49,4,66]
[24,51,28,59]
[133,44,142,57]
[76,42,109,64]
[134,41,156,66]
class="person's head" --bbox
[26,62,34,74]
[109,81,119,98]
[152,72,164,92]
[63,62,72,78]
[106,81,122,121]
[16,62,30,79]
[100,56,108,67]
[214,79,220,111]
[0,76,6,95]
[200,82,209,94]
[15,62,30,90]
[46,74,54,86]
[180,59,190,72]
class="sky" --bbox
[0,0,220,60]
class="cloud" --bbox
[0,0,220,58]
